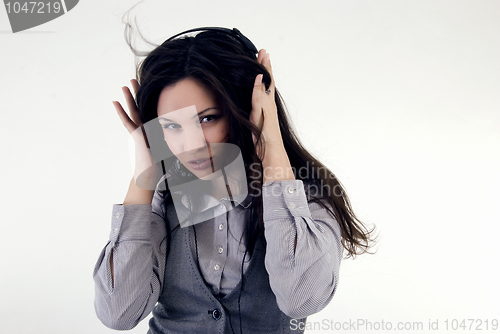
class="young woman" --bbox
[93,27,374,334]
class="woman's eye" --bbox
[200,115,221,123]
[162,123,180,130]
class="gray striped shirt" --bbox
[93,180,343,329]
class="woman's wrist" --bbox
[261,145,295,183]
[123,177,154,205]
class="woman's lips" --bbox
[187,157,212,170]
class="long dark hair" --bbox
[128,28,376,259]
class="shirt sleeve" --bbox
[262,179,343,319]
[93,189,167,330]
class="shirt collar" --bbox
[178,191,252,213]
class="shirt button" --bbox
[212,308,221,320]
[287,186,295,194]
[218,247,224,254]
[218,224,224,230]
[115,213,121,219]
[214,264,220,271]
[289,202,296,209]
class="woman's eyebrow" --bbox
[197,107,218,117]
[158,107,218,122]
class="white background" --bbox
[1,1,499,333]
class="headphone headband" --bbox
[165,27,258,60]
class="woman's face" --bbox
[157,77,229,179]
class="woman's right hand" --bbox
[113,79,142,136]
[113,79,162,190]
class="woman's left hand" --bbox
[250,50,295,182]
[250,49,286,161]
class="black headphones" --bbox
[164,27,259,60]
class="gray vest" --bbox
[147,201,306,334]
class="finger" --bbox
[257,49,275,94]
[113,101,138,134]
[252,74,264,110]
[130,79,140,95]
[257,49,267,64]
[250,74,264,124]
[122,86,142,126]
[262,53,275,92]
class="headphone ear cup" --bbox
[231,28,258,60]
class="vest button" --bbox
[212,308,221,320]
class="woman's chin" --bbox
[196,170,220,181]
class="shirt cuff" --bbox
[110,204,153,243]
[262,180,311,222]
